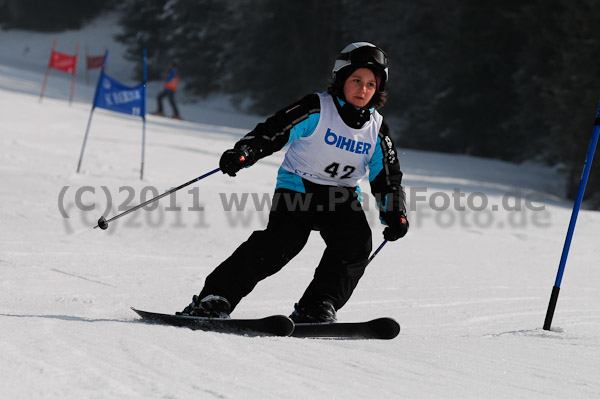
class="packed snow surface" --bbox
[1,13,599,399]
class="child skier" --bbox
[180,42,409,323]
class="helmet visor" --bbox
[336,46,388,70]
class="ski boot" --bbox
[177,294,231,318]
[289,300,337,323]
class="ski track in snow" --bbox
[1,13,600,399]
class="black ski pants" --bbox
[199,183,373,312]
[157,89,179,117]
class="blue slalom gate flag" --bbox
[77,50,149,179]
[93,73,146,117]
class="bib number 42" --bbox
[324,162,355,179]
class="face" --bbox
[343,68,377,108]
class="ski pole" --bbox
[368,240,388,263]
[95,167,221,230]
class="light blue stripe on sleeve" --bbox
[284,113,320,146]
[368,136,384,182]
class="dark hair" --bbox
[327,66,387,109]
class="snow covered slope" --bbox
[1,14,599,399]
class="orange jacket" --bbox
[164,68,179,91]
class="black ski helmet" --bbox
[332,42,389,91]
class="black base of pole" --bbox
[543,286,560,330]
[97,216,109,230]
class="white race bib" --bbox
[281,93,382,187]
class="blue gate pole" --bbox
[76,50,109,173]
[543,101,600,330]
[140,50,148,180]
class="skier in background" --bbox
[180,42,409,323]
[152,62,181,119]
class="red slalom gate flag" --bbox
[85,46,107,84]
[40,39,79,104]
[49,50,77,74]
[86,55,104,70]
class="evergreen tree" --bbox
[224,0,341,113]
[430,1,526,158]
[165,0,232,95]
[115,0,172,80]
[515,0,600,202]
[0,0,111,31]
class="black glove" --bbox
[377,191,408,241]
[219,145,257,176]
[380,211,409,241]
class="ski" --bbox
[133,308,400,339]
[131,308,294,337]
[291,317,400,340]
